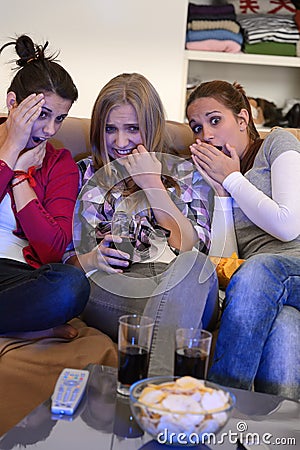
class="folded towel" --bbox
[186,39,242,53]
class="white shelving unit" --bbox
[181,50,300,122]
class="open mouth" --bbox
[215,145,223,151]
[32,137,46,144]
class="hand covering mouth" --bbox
[214,145,223,151]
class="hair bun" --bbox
[15,35,37,66]
[0,35,51,67]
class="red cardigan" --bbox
[0,142,79,268]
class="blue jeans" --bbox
[0,258,90,333]
[81,251,219,376]
[209,253,300,401]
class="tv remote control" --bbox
[51,368,89,415]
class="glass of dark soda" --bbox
[117,314,154,396]
[174,328,212,379]
[110,211,136,270]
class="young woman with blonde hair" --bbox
[65,73,219,375]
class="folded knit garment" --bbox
[238,14,299,44]
[244,41,297,56]
[186,29,244,45]
[295,10,300,31]
[187,19,240,34]
[188,3,236,21]
[186,39,242,53]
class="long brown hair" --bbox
[186,80,263,174]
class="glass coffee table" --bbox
[0,364,299,449]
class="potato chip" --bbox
[161,394,202,413]
[175,375,204,390]
[210,252,245,288]
[139,387,166,404]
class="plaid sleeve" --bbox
[63,158,113,260]
[170,160,214,254]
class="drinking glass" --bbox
[174,328,212,379]
[117,314,154,396]
[110,211,136,269]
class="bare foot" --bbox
[0,324,78,340]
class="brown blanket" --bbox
[0,318,117,436]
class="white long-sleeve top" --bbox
[211,128,300,259]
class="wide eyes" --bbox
[192,124,202,134]
[105,125,140,133]
[191,116,221,134]
[38,110,67,123]
[128,125,140,133]
[211,117,220,125]
[39,110,48,119]
[106,126,116,134]
[56,115,67,123]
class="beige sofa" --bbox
[1,117,299,437]
[0,118,197,437]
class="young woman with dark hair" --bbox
[0,35,90,339]
[186,79,300,400]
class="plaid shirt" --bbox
[63,154,213,262]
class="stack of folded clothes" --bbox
[239,14,299,56]
[294,4,300,55]
[185,2,244,53]
[231,0,299,57]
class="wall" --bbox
[0,0,188,120]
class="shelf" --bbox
[185,50,300,68]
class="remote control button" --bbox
[64,380,78,386]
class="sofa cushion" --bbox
[0,318,117,436]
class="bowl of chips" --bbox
[129,376,235,447]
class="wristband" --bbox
[13,166,37,187]
[11,177,28,188]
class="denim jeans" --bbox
[81,251,219,376]
[0,258,90,333]
[209,253,300,401]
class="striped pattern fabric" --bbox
[239,14,299,43]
